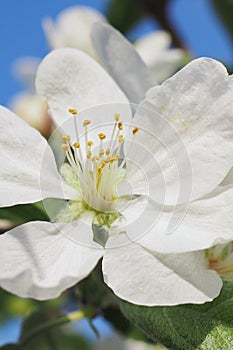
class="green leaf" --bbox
[19,309,59,349]
[106,0,144,34]
[121,278,233,350]
[212,0,233,42]
[0,202,49,225]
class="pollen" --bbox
[87,141,93,147]
[68,108,78,115]
[99,149,105,157]
[62,135,71,142]
[61,143,69,151]
[87,151,92,158]
[132,127,139,135]
[73,142,80,149]
[114,113,120,121]
[118,122,123,130]
[118,134,124,143]
[98,133,106,140]
[83,120,91,127]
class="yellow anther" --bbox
[61,144,69,151]
[73,142,80,149]
[109,156,118,163]
[132,127,139,135]
[106,148,111,156]
[68,108,78,115]
[98,160,106,173]
[118,122,123,130]
[92,156,100,161]
[98,133,106,140]
[118,134,124,143]
[99,149,105,157]
[62,135,71,142]
[114,113,120,121]
[83,120,91,127]
[87,141,93,147]
[87,151,92,158]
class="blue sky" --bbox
[0,0,233,106]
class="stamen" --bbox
[120,127,139,169]
[62,135,71,142]
[106,148,111,156]
[61,144,69,151]
[132,127,139,135]
[68,108,78,115]
[109,114,120,152]
[87,141,93,147]
[87,151,92,159]
[98,133,106,140]
[118,122,123,130]
[114,113,120,121]
[73,142,80,149]
[83,120,91,155]
[118,135,124,143]
[68,107,84,164]
[99,149,105,157]
[83,120,91,127]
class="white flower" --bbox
[43,6,106,61]
[0,37,233,306]
[206,242,233,281]
[9,57,52,137]
[42,6,185,83]
[134,30,185,83]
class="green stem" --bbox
[20,308,92,347]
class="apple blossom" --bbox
[0,44,233,306]
[207,243,233,281]
[10,57,52,138]
[43,6,106,61]
[42,6,185,84]
[134,30,185,83]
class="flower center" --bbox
[61,109,139,215]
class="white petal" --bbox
[43,6,106,60]
[133,185,233,253]
[103,234,221,305]
[135,30,171,54]
[0,220,103,300]
[134,58,233,204]
[0,106,77,207]
[92,23,156,104]
[114,196,160,236]
[36,48,129,130]
[148,49,184,83]
[135,31,184,83]
[123,115,191,206]
[9,92,52,138]
[221,167,233,186]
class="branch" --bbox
[138,0,186,50]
